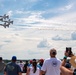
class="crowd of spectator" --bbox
[0,48,76,75]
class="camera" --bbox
[66,47,72,57]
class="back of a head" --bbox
[32,59,37,66]
[50,48,57,57]
[39,59,44,63]
[33,59,36,62]
[30,60,32,64]
[12,56,17,62]
[26,60,28,64]
[32,59,37,73]
[20,60,22,63]
[0,57,2,61]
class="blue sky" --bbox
[0,0,76,60]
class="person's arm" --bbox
[26,67,30,75]
[61,50,69,66]
[61,56,67,66]
[40,70,46,75]
[4,65,7,75]
[18,72,22,75]
[60,66,73,75]
[4,71,7,75]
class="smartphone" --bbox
[66,47,72,56]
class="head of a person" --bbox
[12,56,17,62]
[0,57,2,62]
[20,60,22,63]
[30,60,32,64]
[32,59,37,66]
[50,48,57,57]
[26,60,28,64]
[65,47,74,57]
[39,59,44,63]
[39,59,44,66]
[32,59,37,73]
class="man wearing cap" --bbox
[40,48,61,75]
[0,57,6,75]
[4,56,22,75]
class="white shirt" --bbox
[41,58,61,75]
[18,63,24,71]
[29,66,40,75]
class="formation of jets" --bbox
[0,14,13,28]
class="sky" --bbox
[0,0,76,60]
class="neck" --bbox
[51,56,56,58]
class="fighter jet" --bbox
[0,23,7,28]
[0,14,9,19]
[0,14,13,28]
[0,18,3,21]
[0,22,11,28]
[3,19,13,24]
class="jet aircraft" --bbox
[0,14,13,28]
[0,18,3,21]
[0,14,9,19]
[0,22,12,28]
[3,19,13,24]
[0,23,7,28]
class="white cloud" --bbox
[65,4,73,10]
[52,34,72,41]
[15,10,24,14]
[14,11,43,25]
[13,9,76,30]
[52,35,62,40]
[59,4,73,11]
[37,39,50,48]
[0,0,76,59]
[7,10,13,17]
[71,31,76,40]
[13,13,76,31]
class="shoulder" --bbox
[44,58,50,62]
[43,58,50,64]
[1,62,6,65]
[56,58,61,62]
[6,62,11,65]
[16,63,21,68]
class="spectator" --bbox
[37,59,44,70]
[29,60,32,66]
[39,59,44,67]
[60,47,75,75]
[23,60,30,73]
[26,59,40,75]
[60,66,73,75]
[0,57,6,75]
[4,56,22,75]
[40,48,61,75]
[18,60,24,73]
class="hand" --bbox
[64,51,69,57]
[64,51,74,57]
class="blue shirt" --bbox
[4,62,21,75]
